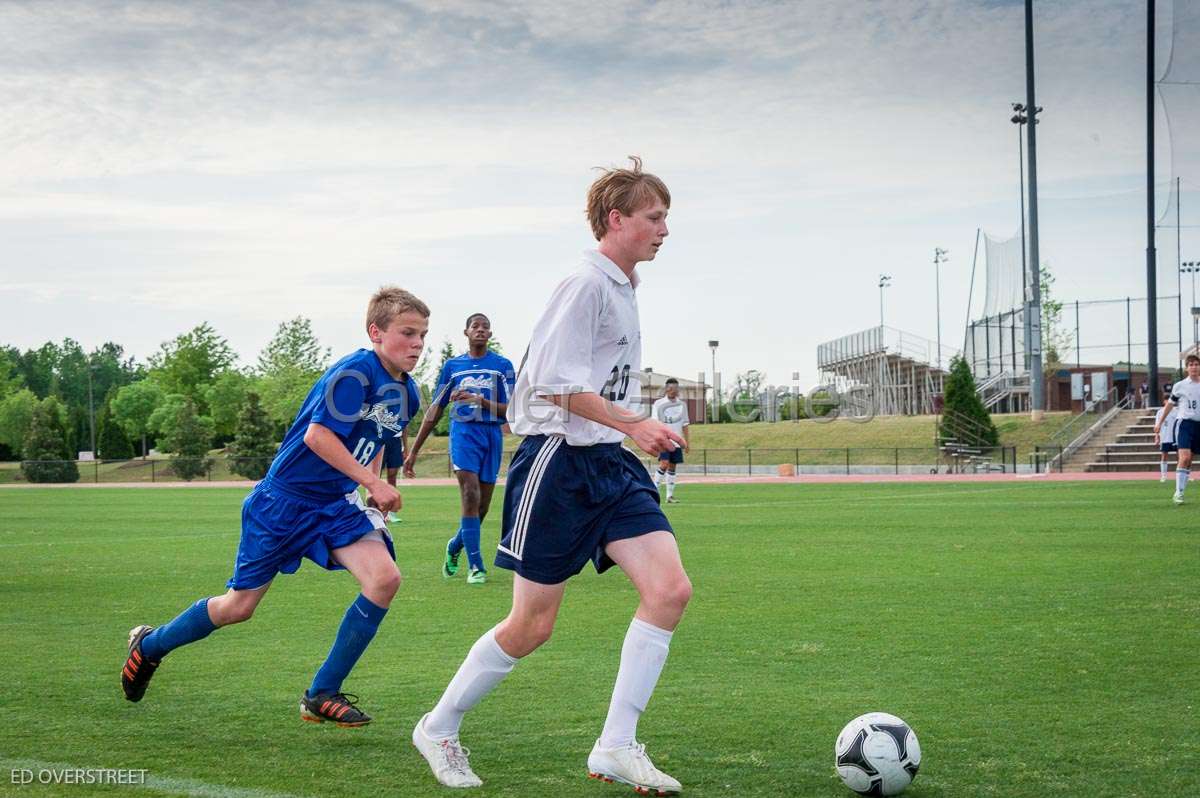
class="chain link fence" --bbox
[1,444,1021,485]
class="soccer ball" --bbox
[834,712,921,796]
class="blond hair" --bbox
[586,156,671,241]
[366,286,430,332]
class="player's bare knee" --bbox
[652,574,693,617]
[522,620,554,653]
[375,567,402,600]
[462,487,481,514]
[669,573,694,611]
[497,616,553,657]
[216,595,258,626]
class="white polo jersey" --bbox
[652,396,690,437]
[1169,378,1200,421]
[509,250,643,446]
[1157,404,1179,444]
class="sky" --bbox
[1,0,1196,392]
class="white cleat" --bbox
[412,713,483,788]
[1174,491,1185,505]
[1160,475,1168,483]
[587,739,681,796]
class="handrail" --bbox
[1047,386,1121,448]
[1047,387,1132,471]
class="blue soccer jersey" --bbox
[267,348,421,499]
[435,351,515,425]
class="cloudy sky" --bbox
[1,0,1196,390]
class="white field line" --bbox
[0,757,309,798]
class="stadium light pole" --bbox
[1011,103,1039,382]
[86,356,97,458]
[1184,262,1200,349]
[1023,0,1046,418]
[1145,0,1160,406]
[708,339,720,423]
[934,248,949,369]
[878,274,892,329]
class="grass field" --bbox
[0,481,1195,798]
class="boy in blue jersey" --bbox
[404,313,515,585]
[121,287,429,728]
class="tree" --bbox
[148,394,189,451]
[169,398,214,481]
[434,338,456,384]
[204,370,254,442]
[111,380,165,457]
[727,370,766,422]
[1039,263,1072,373]
[254,318,329,435]
[939,355,999,447]
[96,397,134,460]
[431,338,457,436]
[258,366,317,433]
[147,322,236,413]
[21,398,78,483]
[13,341,60,398]
[0,388,38,458]
[228,391,277,480]
[0,346,23,397]
[257,317,330,376]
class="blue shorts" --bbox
[383,436,405,469]
[228,478,394,590]
[658,448,683,466]
[1178,419,1198,451]
[450,422,504,483]
[1162,442,1179,453]
[495,435,673,585]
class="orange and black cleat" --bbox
[300,692,372,727]
[121,625,161,702]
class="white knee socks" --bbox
[598,618,673,749]
[425,626,518,738]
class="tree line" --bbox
[0,319,475,482]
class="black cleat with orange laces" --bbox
[121,625,161,702]
[299,691,372,727]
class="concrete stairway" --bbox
[1069,408,1174,472]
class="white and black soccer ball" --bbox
[834,712,921,796]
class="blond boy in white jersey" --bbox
[413,158,689,794]
[1155,354,1200,503]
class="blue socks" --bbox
[308,593,388,698]
[140,598,217,661]
[460,516,484,571]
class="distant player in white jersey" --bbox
[652,378,690,503]
[412,157,689,794]
[1154,399,1179,483]
[1155,354,1200,503]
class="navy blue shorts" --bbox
[228,479,394,590]
[451,422,504,483]
[1162,442,1179,453]
[383,436,405,469]
[658,447,683,466]
[1178,419,1198,451]
[495,435,673,585]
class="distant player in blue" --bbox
[381,433,408,523]
[404,313,515,586]
[121,287,429,728]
